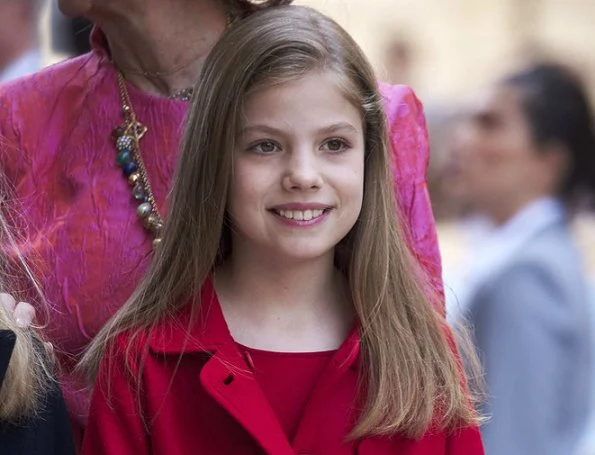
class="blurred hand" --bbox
[0,292,35,328]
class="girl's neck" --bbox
[93,0,228,97]
[214,252,353,352]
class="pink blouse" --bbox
[0,29,442,436]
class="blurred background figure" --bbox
[0,0,44,83]
[49,2,90,58]
[384,37,414,86]
[446,63,595,455]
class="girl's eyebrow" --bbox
[318,122,359,135]
[240,122,359,136]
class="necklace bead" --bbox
[112,127,125,139]
[122,161,139,177]
[116,150,132,166]
[116,135,134,152]
[168,88,194,102]
[128,172,141,186]
[143,213,164,233]
[133,184,147,201]
[136,202,152,218]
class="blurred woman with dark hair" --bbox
[450,63,594,455]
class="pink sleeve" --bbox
[0,81,90,447]
[379,83,444,311]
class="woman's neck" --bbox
[93,0,228,97]
[214,252,353,352]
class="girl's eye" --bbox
[250,140,279,154]
[323,138,349,153]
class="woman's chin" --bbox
[58,0,92,18]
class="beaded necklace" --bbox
[111,72,192,248]
[111,14,233,248]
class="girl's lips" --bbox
[270,207,331,226]
[269,202,333,211]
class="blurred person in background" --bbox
[384,37,414,86]
[50,1,91,57]
[0,0,43,83]
[448,63,595,455]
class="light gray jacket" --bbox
[467,222,591,455]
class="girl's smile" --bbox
[269,203,333,226]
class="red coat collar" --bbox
[148,279,232,353]
[146,280,362,454]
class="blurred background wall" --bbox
[38,1,595,103]
[295,0,595,104]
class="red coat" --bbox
[83,283,484,455]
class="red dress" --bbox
[82,281,484,455]
[237,344,336,442]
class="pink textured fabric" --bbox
[379,81,444,301]
[0,30,442,437]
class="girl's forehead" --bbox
[244,68,356,99]
[237,73,364,133]
[240,71,362,117]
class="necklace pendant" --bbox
[133,122,148,140]
[123,121,147,141]
[115,71,165,246]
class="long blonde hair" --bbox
[0,203,52,423]
[82,5,480,438]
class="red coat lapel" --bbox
[149,280,293,454]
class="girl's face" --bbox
[228,70,365,264]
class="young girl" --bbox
[0,209,75,454]
[81,6,484,454]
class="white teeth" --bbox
[277,209,325,221]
